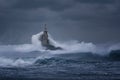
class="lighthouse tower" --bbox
[40,24,50,46]
[39,24,62,50]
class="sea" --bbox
[0,32,119,80]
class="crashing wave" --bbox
[0,31,119,67]
[0,31,119,54]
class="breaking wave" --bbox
[0,57,33,67]
[0,31,119,54]
[0,31,120,67]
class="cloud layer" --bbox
[0,0,120,44]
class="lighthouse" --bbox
[39,24,62,50]
[40,25,50,46]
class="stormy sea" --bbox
[0,32,120,80]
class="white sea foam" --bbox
[0,31,119,54]
[0,57,33,67]
[0,31,119,67]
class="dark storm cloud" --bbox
[75,0,115,4]
[0,0,120,44]
[3,0,75,11]
[61,1,120,20]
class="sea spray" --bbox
[0,31,119,55]
[0,31,119,67]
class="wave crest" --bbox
[0,31,120,55]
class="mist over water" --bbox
[0,32,119,80]
[0,31,119,67]
[0,31,119,53]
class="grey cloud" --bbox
[75,0,115,4]
[60,2,120,22]
[0,0,120,44]
[9,0,75,11]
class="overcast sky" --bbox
[0,0,120,44]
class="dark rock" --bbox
[109,50,120,61]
